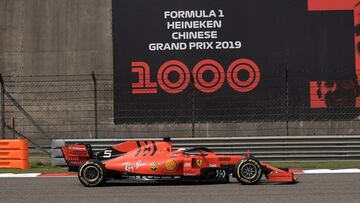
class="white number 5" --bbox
[103,150,112,158]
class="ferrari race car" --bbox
[61,138,297,187]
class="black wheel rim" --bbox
[83,166,100,182]
[240,163,258,179]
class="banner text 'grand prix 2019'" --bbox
[113,0,360,124]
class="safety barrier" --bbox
[0,139,29,169]
[51,136,360,166]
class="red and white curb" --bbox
[0,173,76,178]
[0,169,360,178]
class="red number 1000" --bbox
[131,59,260,94]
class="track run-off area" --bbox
[0,173,360,203]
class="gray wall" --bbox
[1,0,360,145]
[0,0,112,76]
[0,0,113,145]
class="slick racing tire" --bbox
[78,160,106,187]
[235,158,262,185]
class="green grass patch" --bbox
[268,161,360,169]
[0,161,69,174]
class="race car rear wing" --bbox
[61,144,94,171]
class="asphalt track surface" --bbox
[1,174,360,203]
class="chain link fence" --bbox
[1,73,360,147]
[0,74,112,145]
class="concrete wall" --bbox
[1,0,360,145]
[0,0,112,76]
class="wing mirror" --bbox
[200,150,208,157]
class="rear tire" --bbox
[234,158,262,185]
[78,160,106,187]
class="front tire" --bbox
[78,160,106,187]
[234,158,262,185]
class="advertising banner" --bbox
[113,0,359,124]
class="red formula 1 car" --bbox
[61,138,297,187]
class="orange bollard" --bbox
[0,139,29,170]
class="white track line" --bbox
[302,169,360,174]
[0,173,41,178]
[1,169,360,178]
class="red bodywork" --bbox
[61,140,297,183]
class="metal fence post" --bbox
[0,74,5,139]
[10,117,15,139]
[285,68,289,136]
[190,73,195,138]
[91,72,98,139]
